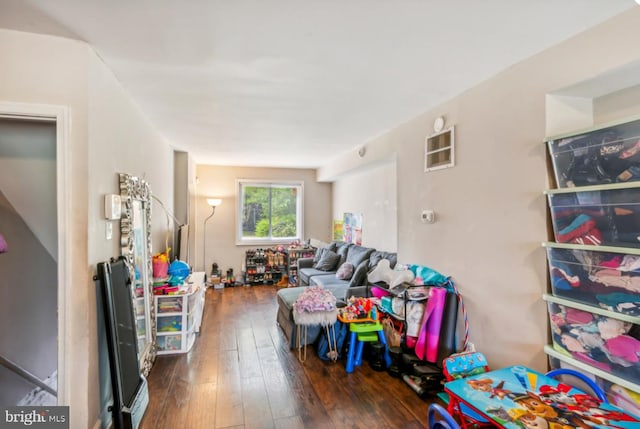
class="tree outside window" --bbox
[237,181,302,244]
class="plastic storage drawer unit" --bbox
[547,186,640,248]
[547,300,640,386]
[547,118,640,188]
[546,244,640,317]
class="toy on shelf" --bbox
[152,248,170,280]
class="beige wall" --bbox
[0,29,92,428]
[332,159,398,252]
[321,8,640,371]
[0,29,175,428]
[87,47,174,425]
[195,165,331,276]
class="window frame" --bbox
[236,179,304,245]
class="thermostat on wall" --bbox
[105,194,122,220]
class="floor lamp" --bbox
[203,198,222,283]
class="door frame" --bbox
[0,101,71,405]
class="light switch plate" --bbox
[106,222,113,240]
[105,194,122,220]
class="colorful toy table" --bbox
[444,365,640,428]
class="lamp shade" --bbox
[206,198,222,207]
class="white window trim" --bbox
[236,179,304,246]
[424,126,455,172]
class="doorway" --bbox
[0,102,71,406]
[0,118,57,405]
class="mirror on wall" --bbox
[119,173,155,376]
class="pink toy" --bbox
[0,234,7,253]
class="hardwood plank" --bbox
[215,349,244,428]
[242,376,274,429]
[273,415,305,429]
[237,327,263,379]
[184,382,217,429]
[154,377,192,429]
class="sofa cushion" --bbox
[312,247,325,265]
[336,263,354,280]
[335,243,352,267]
[346,245,375,268]
[299,267,331,285]
[315,250,340,271]
[368,251,397,271]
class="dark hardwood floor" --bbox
[140,285,439,428]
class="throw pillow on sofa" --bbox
[336,263,354,280]
[312,247,325,266]
[315,250,340,271]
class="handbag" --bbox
[382,316,402,348]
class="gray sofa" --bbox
[275,241,397,348]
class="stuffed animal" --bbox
[367,259,415,289]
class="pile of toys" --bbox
[339,296,376,321]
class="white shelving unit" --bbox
[154,272,206,355]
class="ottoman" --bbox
[276,287,322,349]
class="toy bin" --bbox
[157,334,182,352]
[156,296,182,313]
[547,117,640,188]
[547,186,640,248]
[156,315,182,332]
[546,299,640,386]
[546,245,640,317]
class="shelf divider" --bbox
[543,293,640,325]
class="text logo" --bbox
[1,407,68,428]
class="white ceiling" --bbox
[1,0,636,168]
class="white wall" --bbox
[0,120,57,259]
[321,8,640,371]
[195,165,331,276]
[86,48,174,426]
[332,160,397,252]
[0,29,92,428]
[0,29,175,428]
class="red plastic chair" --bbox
[442,351,494,429]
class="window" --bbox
[237,180,303,244]
[425,126,455,172]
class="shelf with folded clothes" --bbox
[543,242,640,318]
[548,354,640,416]
[545,345,640,396]
[543,294,640,326]
[546,114,640,189]
[544,182,640,248]
[544,295,640,388]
